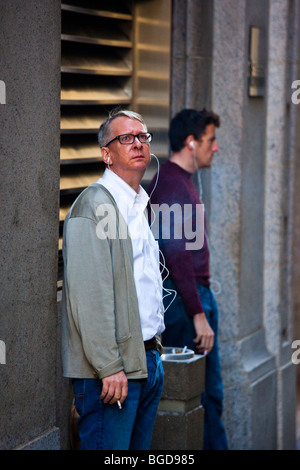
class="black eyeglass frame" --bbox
[104,132,153,147]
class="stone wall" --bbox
[0,0,299,451]
[0,0,61,449]
[171,0,299,449]
[291,1,300,373]
[210,0,297,450]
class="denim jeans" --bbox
[73,349,164,450]
[162,279,228,450]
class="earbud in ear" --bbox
[107,156,110,164]
[190,142,195,150]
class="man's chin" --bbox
[132,157,150,169]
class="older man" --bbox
[62,109,165,450]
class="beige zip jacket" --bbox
[61,183,148,380]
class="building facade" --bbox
[0,0,299,450]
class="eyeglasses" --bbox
[104,132,153,147]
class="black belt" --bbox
[144,337,157,351]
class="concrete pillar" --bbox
[151,354,206,450]
[170,0,213,115]
[291,0,300,361]
[263,0,297,450]
[210,0,296,449]
[291,1,300,446]
[0,1,61,449]
[171,0,214,217]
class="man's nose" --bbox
[212,140,219,152]
[133,136,142,146]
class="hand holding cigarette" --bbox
[101,370,128,407]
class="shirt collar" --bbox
[98,169,149,211]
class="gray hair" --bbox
[98,108,147,147]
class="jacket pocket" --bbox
[117,335,146,375]
[116,332,131,344]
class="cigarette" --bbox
[117,400,122,410]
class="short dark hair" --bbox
[168,108,220,152]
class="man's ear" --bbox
[101,147,110,165]
[185,135,195,151]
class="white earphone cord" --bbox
[150,154,177,311]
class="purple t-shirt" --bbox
[148,160,210,316]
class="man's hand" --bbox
[193,313,214,355]
[100,370,128,405]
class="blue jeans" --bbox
[73,349,164,450]
[162,280,228,450]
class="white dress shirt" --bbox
[97,169,165,341]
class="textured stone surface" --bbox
[152,406,204,450]
[0,0,61,449]
[14,428,60,450]
[151,355,205,450]
[171,0,213,114]
[208,0,297,450]
[161,355,206,401]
